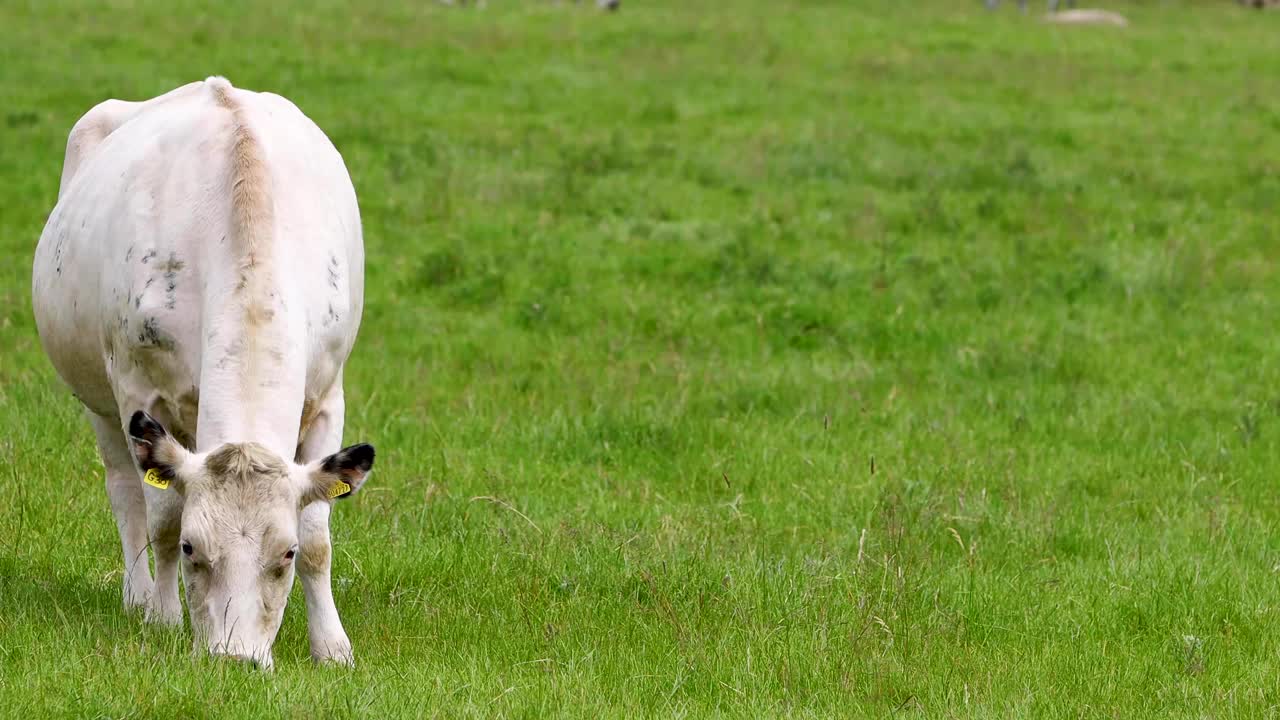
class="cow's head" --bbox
[128,410,373,669]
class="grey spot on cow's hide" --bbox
[327,253,341,291]
[159,253,184,310]
[137,317,175,350]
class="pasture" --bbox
[3,0,1280,716]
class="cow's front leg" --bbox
[298,500,352,664]
[144,487,185,626]
[296,385,354,665]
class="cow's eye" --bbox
[181,541,194,557]
[284,548,296,561]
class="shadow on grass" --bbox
[0,553,151,634]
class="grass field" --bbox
[3,0,1280,716]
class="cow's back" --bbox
[33,79,363,444]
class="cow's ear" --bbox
[128,411,189,492]
[302,444,375,505]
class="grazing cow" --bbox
[32,77,375,669]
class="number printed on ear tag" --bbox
[329,480,352,499]
[143,468,171,490]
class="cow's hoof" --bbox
[123,589,150,613]
[307,635,353,666]
[144,603,183,627]
[312,648,355,667]
[122,574,155,612]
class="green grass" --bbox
[3,0,1280,716]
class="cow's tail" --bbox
[206,76,273,266]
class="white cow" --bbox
[32,77,375,669]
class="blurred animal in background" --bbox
[1239,0,1280,7]
[985,0,1128,27]
[1045,8,1128,25]
[985,0,1075,10]
[440,0,619,8]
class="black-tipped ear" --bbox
[127,411,186,484]
[313,443,375,501]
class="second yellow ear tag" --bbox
[143,468,171,490]
[329,480,352,499]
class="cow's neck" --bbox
[195,244,305,461]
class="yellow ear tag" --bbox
[329,479,352,499]
[143,468,171,490]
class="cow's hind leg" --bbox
[89,412,154,612]
[116,401,185,627]
[143,491,184,626]
[295,384,355,665]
